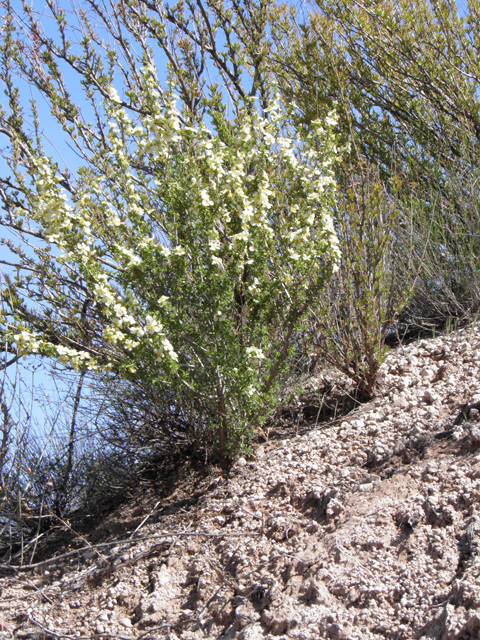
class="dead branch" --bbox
[0,530,261,572]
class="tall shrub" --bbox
[0,2,340,455]
[272,0,480,328]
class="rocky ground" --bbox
[2,324,480,639]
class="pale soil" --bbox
[2,324,480,640]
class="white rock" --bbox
[240,623,266,640]
[469,426,480,446]
[351,419,365,429]
[156,564,171,587]
[119,617,132,628]
[358,483,374,492]
[423,389,439,404]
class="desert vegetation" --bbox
[1,0,479,557]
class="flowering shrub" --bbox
[2,41,339,455]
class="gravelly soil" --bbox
[2,325,480,640]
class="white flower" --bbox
[115,245,142,267]
[240,126,252,143]
[145,314,162,335]
[325,111,338,127]
[201,189,214,207]
[14,330,41,354]
[289,228,309,249]
[251,209,266,226]
[94,283,116,306]
[155,337,178,362]
[54,345,95,371]
[107,86,122,104]
[241,204,254,223]
[231,230,249,246]
[103,326,124,344]
[248,277,261,295]
[160,246,171,257]
[245,346,265,363]
[209,236,221,252]
[113,303,128,318]
[125,290,140,308]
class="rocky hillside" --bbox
[2,324,480,640]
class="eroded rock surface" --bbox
[2,325,480,639]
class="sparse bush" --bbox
[399,148,480,328]
[309,166,416,398]
[273,0,480,338]
[87,374,215,463]
[0,363,141,558]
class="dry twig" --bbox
[27,614,197,639]
[128,501,161,539]
[0,530,260,572]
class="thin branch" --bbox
[0,529,260,572]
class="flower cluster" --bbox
[13,328,98,371]
[14,329,42,356]
[55,345,98,371]
[34,158,74,245]
[245,346,266,365]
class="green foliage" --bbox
[274,0,480,180]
